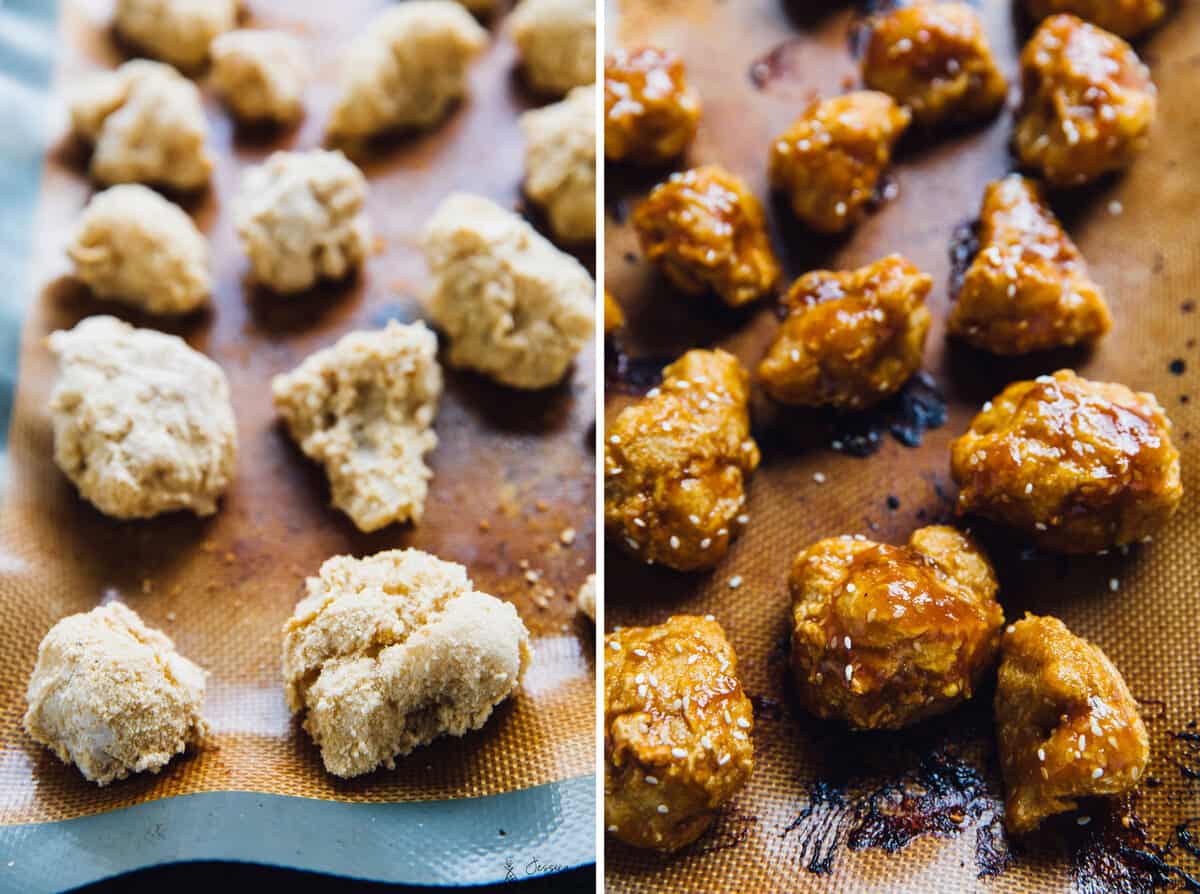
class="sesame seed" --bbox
[835,202,847,217]
[845,665,854,682]
[637,684,647,698]
[732,731,747,741]
[657,804,669,814]
[609,435,620,444]
[672,747,687,759]
[705,614,715,621]
[718,754,731,766]
[790,349,801,363]
[1079,735,1087,751]
[1108,200,1123,216]
[728,576,743,589]
[723,710,732,724]
[700,538,712,549]
[845,583,856,593]
[1092,767,1104,779]
[1035,522,1048,531]
[813,472,827,484]
[1077,816,1091,826]
[608,825,618,832]
[633,649,647,657]
[844,636,852,650]
[1038,748,1046,761]
[669,536,680,549]
[1024,483,1033,495]
[608,641,620,651]
[645,775,658,785]
[982,401,992,412]
[1109,578,1119,592]
[635,673,645,683]
[633,518,646,528]
[736,513,750,525]
[737,718,750,729]
[689,514,701,525]
[1006,625,1016,634]
[701,736,713,749]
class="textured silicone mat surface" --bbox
[0,0,595,831]
[605,1,1200,891]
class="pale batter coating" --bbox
[272,321,442,533]
[521,84,596,244]
[69,60,213,190]
[24,603,208,786]
[577,574,596,621]
[48,316,237,519]
[510,0,596,96]
[211,29,307,125]
[234,149,371,295]
[67,184,211,315]
[114,0,237,70]
[326,2,487,140]
[1026,0,1167,38]
[422,192,594,389]
[281,549,532,778]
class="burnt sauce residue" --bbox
[832,372,948,456]
[604,339,668,394]
[1069,795,1200,894]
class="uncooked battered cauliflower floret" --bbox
[48,316,237,519]
[521,84,596,244]
[1015,15,1156,187]
[605,349,760,572]
[422,193,594,389]
[69,60,213,190]
[789,526,1004,730]
[281,549,532,778]
[234,149,371,294]
[113,0,237,70]
[950,370,1182,553]
[510,0,596,96]
[604,46,701,165]
[1025,0,1167,38]
[948,175,1111,354]
[67,184,211,315]
[272,322,442,533]
[326,2,487,140]
[24,603,207,786]
[211,29,307,125]
[758,254,932,411]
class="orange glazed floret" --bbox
[605,46,701,165]
[1025,0,1167,39]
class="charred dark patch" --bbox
[1172,730,1200,780]
[1069,796,1200,894]
[750,694,787,722]
[604,341,668,395]
[783,780,852,874]
[948,218,982,302]
[689,809,758,856]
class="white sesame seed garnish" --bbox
[982,401,993,412]
[701,736,713,750]
[1077,816,1091,826]
[844,636,852,650]
[689,514,701,525]
[1035,523,1048,531]
[737,718,750,729]
[1038,748,1046,761]
[1079,734,1087,752]
[700,538,712,549]
[1092,767,1104,779]
[718,754,731,766]
[1109,578,1119,592]
[635,673,645,683]
[723,710,731,724]
[1108,200,1123,216]
[728,576,743,590]
[608,825,618,832]
[645,775,658,785]
[845,583,856,593]
[732,731,747,741]
[637,684,647,698]
[633,518,646,528]
[1006,625,1016,634]
[657,804,669,814]
[669,535,680,550]
[736,513,750,525]
[705,614,716,622]
[813,472,827,484]
[790,349,801,363]
[633,649,647,658]
[609,435,620,444]
[671,747,687,759]
[687,654,699,665]
[1025,483,1033,495]
[835,202,847,217]
[608,641,621,651]
[845,665,854,682]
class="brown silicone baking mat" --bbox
[0,0,595,833]
[604,1,1200,891]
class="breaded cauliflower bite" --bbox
[758,254,932,411]
[863,2,1008,127]
[211,29,307,125]
[68,184,211,315]
[948,175,1111,354]
[1015,15,1156,187]
[510,0,597,96]
[521,85,596,243]
[605,350,760,572]
[327,2,487,140]
[113,0,236,70]
[282,549,531,779]
[1025,0,1167,38]
[605,615,754,852]
[604,46,702,165]
[996,614,1150,834]
[633,165,780,307]
[48,316,237,519]
[68,60,213,190]
[24,603,207,786]
[951,370,1182,553]
[789,526,1004,730]
[272,321,442,533]
[768,91,911,235]
[422,193,594,389]
[234,149,371,295]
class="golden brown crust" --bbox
[863,2,1008,127]
[633,165,780,307]
[605,46,701,164]
[604,615,754,851]
[789,526,1004,731]
[758,254,932,410]
[1014,15,1156,186]
[604,350,760,572]
[948,175,1112,354]
[950,370,1182,553]
[995,614,1150,834]
[1026,0,1167,38]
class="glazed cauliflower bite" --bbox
[68,184,211,315]
[272,322,442,533]
[633,165,780,307]
[113,0,236,70]
[1015,15,1156,187]
[790,526,1004,730]
[327,2,487,140]
[24,603,207,786]
[281,549,531,779]
[422,193,594,389]
[211,29,307,125]
[1026,0,1167,39]
[948,175,1112,354]
[605,615,755,852]
[768,92,911,235]
[605,350,760,572]
[604,46,702,165]
[996,614,1150,834]
[68,60,213,190]
[234,149,370,295]
[758,254,932,411]
[863,2,1008,127]
[521,85,596,244]
[48,316,236,519]
[951,370,1182,553]
[510,0,596,96]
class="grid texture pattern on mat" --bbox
[605,1,1200,891]
[0,0,595,825]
